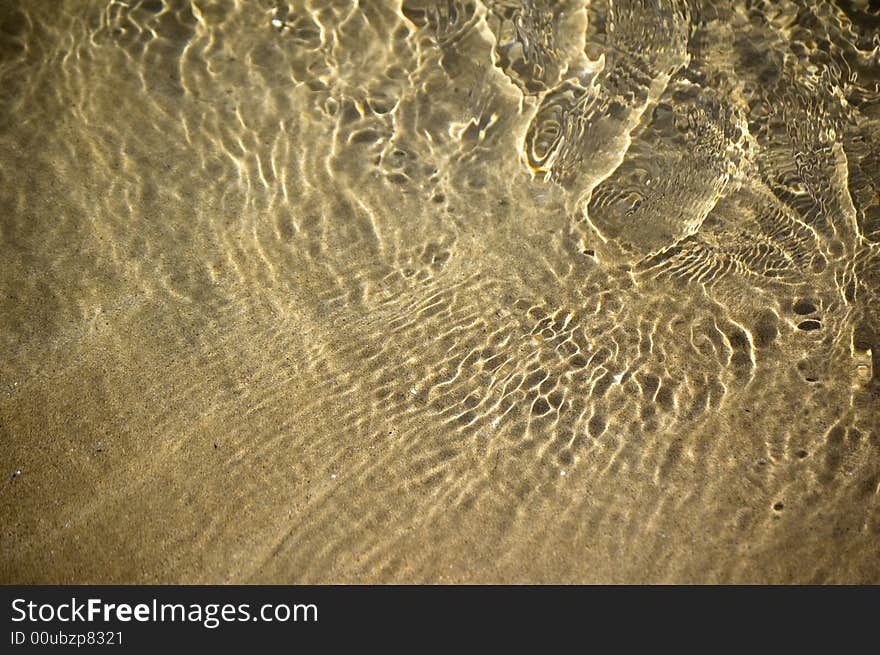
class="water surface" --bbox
[1,0,878,583]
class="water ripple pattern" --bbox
[0,0,878,583]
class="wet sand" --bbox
[1,0,879,583]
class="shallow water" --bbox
[0,0,878,583]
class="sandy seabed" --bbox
[1,0,879,583]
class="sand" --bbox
[1,0,878,583]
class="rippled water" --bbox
[1,0,878,583]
